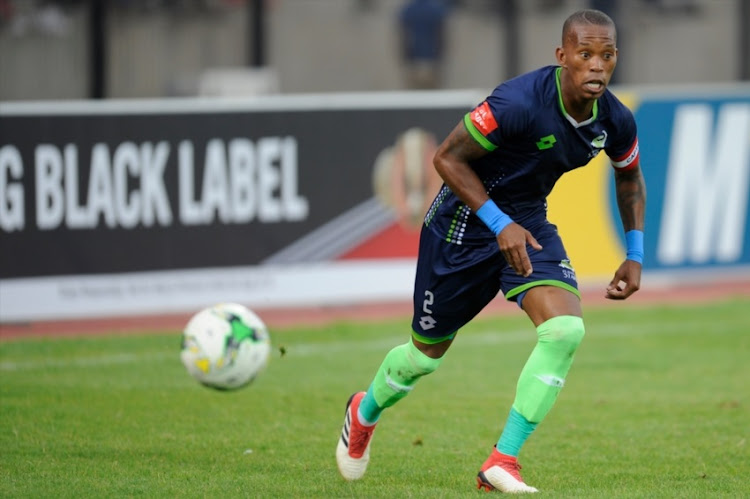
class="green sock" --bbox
[495,316,584,455]
[512,315,585,424]
[358,340,443,423]
[497,408,537,457]
[358,385,379,425]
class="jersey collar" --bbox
[555,66,598,128]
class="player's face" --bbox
[556,22,617,100]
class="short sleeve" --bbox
[463,87,530,152]
[605,105,640,171]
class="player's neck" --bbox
[561,94,595,123]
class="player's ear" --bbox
[555,46,565,66]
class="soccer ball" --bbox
[180,303,271,390]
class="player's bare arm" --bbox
[433,121,491,210]
[433,122,541,277]
[614,165,646,231]
[607,164,646,300]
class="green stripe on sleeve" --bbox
[463,113,498,151]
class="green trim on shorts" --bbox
[411,329,457,344]
[504,280,581,301]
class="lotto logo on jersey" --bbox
[470,102,498,136]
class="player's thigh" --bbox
[411,229,502,341]
[522,285,582,327]
[500,220,581,325]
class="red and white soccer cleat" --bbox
[477,447,539,494]
[336,391,377,480]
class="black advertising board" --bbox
[0,95,478,279]
[0,92,483,320]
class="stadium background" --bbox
[1,0,749,333]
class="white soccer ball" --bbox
[180,303,271,390]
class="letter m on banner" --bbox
[658,103,750,265]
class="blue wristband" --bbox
[476,200,513,236]
[625,229,644,264]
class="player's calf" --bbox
[513,315,585,422]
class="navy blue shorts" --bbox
[410,218,580,342]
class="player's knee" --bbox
[408,341,444,376]
[562,318,585,350]
[537,315,585,352]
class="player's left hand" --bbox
[606,260,642,300]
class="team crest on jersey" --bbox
[591,130,608,149]
[591,130,607,149]
[587,130,608,159]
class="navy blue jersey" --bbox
[424,65,639,245]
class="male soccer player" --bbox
[336,9,646,493]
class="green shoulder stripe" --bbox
[463,113,498,151]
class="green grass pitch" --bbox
[1,297,748,498]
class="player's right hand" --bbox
[497,223,543,277]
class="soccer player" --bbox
[336,8,646,493]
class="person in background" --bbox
[398,0,449,89]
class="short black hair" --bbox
[562,9,616,44]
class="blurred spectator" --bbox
[643,0,699,14]
[398,0,449,90]
[356,0,376,11]
[589,0,617,17]
[0,0,13,26]
[109,0,242,13]
[6,0,72,36]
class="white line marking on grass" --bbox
[0,352,173,372]
[0,317,738,372]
